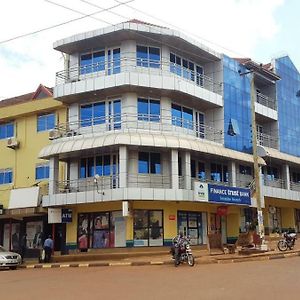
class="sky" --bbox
[0,0,299,100]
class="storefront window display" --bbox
[26,221,44,249]
[133,210,163,247]
[268,207,282,233]
[77,211,125,249]
[3,223,21,251]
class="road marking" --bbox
[42,265,52,268]
[79,263,89,267]
[109,262,132,266]
[150,261,164,265]
[26,265,35,269]
[60,264,70,268]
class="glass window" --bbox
[0,122,14,139]
[113,100,121,129]
[0,169,13,185]
[138,152,149,173]
[171,104,182,127]
[211,163,228,182]
[266,166,279,181]
[138,98,160,122]
[80,53,93,74]
[239,165,252,175]
[80,104,93,127]
[182,107,193,129]
[150,153,161,174]
[103,155,111,176]
[137,45,160,68]
[196,65,204,86]
[198,162,206,181]
[93,50,105,72]
[191,160,196,178]
[37,113,55,132]
[35,164,49,180]
[171,104,193,129]
[93,102,105,125]
[108,48,121,75]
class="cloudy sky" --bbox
[0,0,299,99]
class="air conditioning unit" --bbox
[49,129,61,140]
[6,137,20,149]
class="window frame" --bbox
[35,163,50,180]
[136,45,161,68]
[137,97,161,122]
[0,169,13,185]
[138,152,161,174]
[171,103,194,129]
[37,113,55,132]
[0,122,14,139]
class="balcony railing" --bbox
[290,181,300,192]
[256,92,277,110]
[56,175,119,193]
[257,132,278,149]
[52,113,224,144]
[263,177,286,189]
[128,174,171,189]
[55,55,222,94]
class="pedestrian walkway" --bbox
[20,241,300,270]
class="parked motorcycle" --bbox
[172,238,195,267]
[277,232,297,251]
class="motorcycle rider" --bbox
[171,231,187,259]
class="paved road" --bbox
[1,257,300,300]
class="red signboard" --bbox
[217,206,228,216]
[169,215,176,221]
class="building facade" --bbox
[37,20,300,251]
[0,85,67,256]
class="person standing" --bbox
[43,235,54,263]
[20,234,27,263]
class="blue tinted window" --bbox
[80,159,86,178]
[0,122,14,139]
[138,98,160,122]
[103,155,110,176]
[95,156,103,176]
[150,153,161,174]
[80,53,93,74]
[113,48,121,74]
[0,169,13,185]
[182,107,193,129]
[113,100,121,129]
[93,102,105,125]
[87,157,94,177]
[137,46,160,68]
[37,114,55,132]
[170,53,176,74]
[35,165,49,180]
[172,104,182,126]
[138,152,149,173]
[93,50,105,72]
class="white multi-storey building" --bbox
[40,20,300,251]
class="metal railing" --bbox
[127,174,171,189]
[263,177,286,189]
[256,92,277,110]
[56,175,119,193]
[257,132,278,149]
[55,55,222,94]
[290,181,300,192]
[51,113,223,144]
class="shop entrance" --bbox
[177,211,206,245]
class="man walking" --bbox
[43,235,54,263]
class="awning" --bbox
[258,146,300,166]
[39,132,266,165]
[9,187,40,209]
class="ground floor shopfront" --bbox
[63,201,249,251]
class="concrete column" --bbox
[49,156,59,195]
[182,151,191,189]
[122,92,137,130]
[69,103,79,131]
[171,149,179,189]
[283,164,290,190]
[229,161,237,187]
[119,146,128,188]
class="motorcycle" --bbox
[277,232,297,251]
[172,238,195,267]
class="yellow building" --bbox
[0,84,66,257]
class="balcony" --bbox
[290,181,300,192]
[263,177,286,189]
[257,132,278,149]
[54,56,222,103]
[51,113,224,144]
[256,92,277,110]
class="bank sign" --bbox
[194,182,251,205]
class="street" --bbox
[1,257,300,300]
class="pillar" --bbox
[182,151,191,190]
[283,164,290,190]
[171,149,179,189]
[119,146,128,188]
[49,156,59,194]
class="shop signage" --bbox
[48,208,73,223]
[62,209,72,223]
[194,182,251,205]
[169,215,176,221]
[217,206,228,216]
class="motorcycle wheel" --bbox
[187,254,195,267]
[174,258,180,267]
[277,240,288,251]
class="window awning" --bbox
[8,187,41,209]
[39,132,266,165]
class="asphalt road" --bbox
[1,257,300,300]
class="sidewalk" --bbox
[20,243,300,270]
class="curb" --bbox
[19,250,300,270]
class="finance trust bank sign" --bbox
[194,182,251,205]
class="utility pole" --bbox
[240,70,265,246]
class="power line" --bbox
[0,0,133,45]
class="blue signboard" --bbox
[62,209,72,223]
[208,184,251,205]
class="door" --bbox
[195,111,205,139]
[107,48,121,75]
